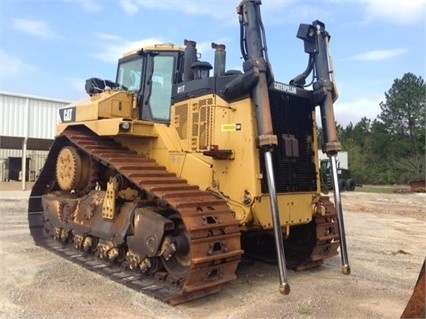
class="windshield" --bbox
[150,55,174,121]
[116,57,143,92]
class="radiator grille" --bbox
[174,98,213,151]
[259,90,317,193]
[174,103,188,140]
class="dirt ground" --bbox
[0,190,425,319]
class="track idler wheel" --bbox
[56,146,92,191]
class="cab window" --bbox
[117,57,143,92]
[150,55,174,121]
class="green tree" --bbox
[318,73,425,184]
[378,73,425,179]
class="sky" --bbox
[0,0,425,126]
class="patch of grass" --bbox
[298,306,312,316]
[354,185,396,194]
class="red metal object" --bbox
[401,258,425,318]
[409,180,426,193]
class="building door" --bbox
[7,157,30,181]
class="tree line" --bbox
[319,72,425,185]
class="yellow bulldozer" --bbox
[28,0,351,305]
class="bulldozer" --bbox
[28,0,350,305]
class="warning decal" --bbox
[221,123,242,132]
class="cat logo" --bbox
[60,106,76,122]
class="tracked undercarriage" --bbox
[28,126,340,305]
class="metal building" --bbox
[0,92,70,190]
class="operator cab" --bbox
[116,45,184,123]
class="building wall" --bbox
[0,92,70,187]
[0,92,70,139]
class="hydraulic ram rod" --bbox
[237,0,291,293]
[296,19,351,274]
[313,21,351,275]
[265,151,291,294]
[330,155,351,274]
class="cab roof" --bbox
[122,43,184,57]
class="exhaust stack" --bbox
[183,39,197,82]
[212,43,226,77]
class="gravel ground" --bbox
[0,191,425,319]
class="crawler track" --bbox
[241,196,340,269]
[28,126,340,305]
[28,126,243,305]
